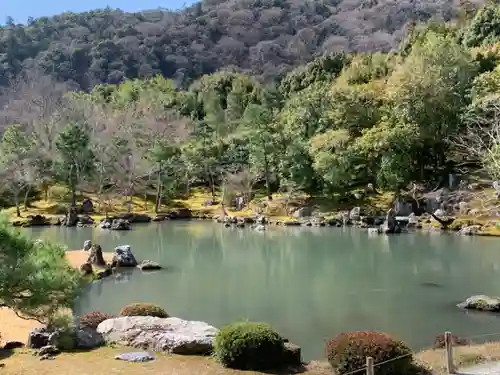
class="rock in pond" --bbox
[112,245,138,267]
[100,218,131,230]
[458,295,500,312]
[111,218,131,230]
[83,240,92,251]
[97,316,219,355]
[137,260,162,271]
[115,352,155,362]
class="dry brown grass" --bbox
[415,342,500,375]
[2,343,500,375]
[0,346,331,375]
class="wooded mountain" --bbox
[0,0,483,89]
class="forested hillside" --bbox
[0,0,483,89]
[2,2,500,219]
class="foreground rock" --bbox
[115,352,155,362]
[112,245,138,267]
[28,326,104,350]
[97,316,219,355]
[458,295,500,312]
[75,327,105,349]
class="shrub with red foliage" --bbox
[79,311,114,329]
[325,331,413,375]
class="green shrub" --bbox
[80,311,114,329]
[119,303,168,318]
[214,321,285,370]
[325,331,413,375]
[47,312,76,351]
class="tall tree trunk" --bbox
[43,183,49,201]
[70,184,76,208]
[263,152,272,201]
[155,165,162,213]
[15,194,21,218]
[208,168,216,201]
[23,185,31,210]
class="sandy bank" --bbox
[64,249,114,268]
[0,249,113,345]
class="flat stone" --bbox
[39,345,59,356]
[97,316,218,355]
[115,352,155,362]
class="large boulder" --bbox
[111,219,131,231]
[24,215,51,227]
[81,199,94,213]
[28,328,51,349]
[349,207,361,221]
[75,327,104,349]
[83,240,92,251]
[100,218,131,230]
[87,244,106,267]
[112,245,138,267]
[293,207,313,218]
[458,295,500,312]
[97,316,218,355]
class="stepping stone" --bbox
[115,352,155,362]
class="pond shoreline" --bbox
[12,209,500,237]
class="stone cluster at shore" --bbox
[17,314,302,368]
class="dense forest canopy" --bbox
[0,0,485,90]
[3,1,500,217]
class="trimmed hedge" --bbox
[119,303,168,318]
[80,311,115,329]
[325,331,413,375]
[214,321,285,370]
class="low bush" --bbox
[325,331,413,375]
[79,311,115,329]
[119,303,168,318]
[47,312,76,351]
[214,321,285,370]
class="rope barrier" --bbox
[327,330,500,375]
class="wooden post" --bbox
[445,331,455,374]
[366,356,374,375]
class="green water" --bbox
[26,222,500,360]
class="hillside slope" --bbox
[0,0,484,88]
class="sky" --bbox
[1,0,197,24]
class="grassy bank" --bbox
[0,185,396,223]
[2,342,500,375]
[3,185,500,236]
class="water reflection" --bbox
[26,223,500,360]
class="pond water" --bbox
[26,222,500,360]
